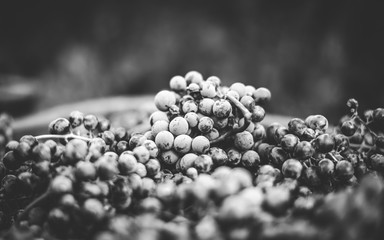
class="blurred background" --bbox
[1,0,383,124]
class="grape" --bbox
[241,150,260,170]
[151,120,169,137]
[250,105,265,123]
[206,76,221,88]
[370,154,384,172]
[63,139,88,164]
[149,111,169,126]
[282,159,303,179]
[184,112,199,128]
[340,120,357,136]
[230,82,246,98]
[160,150,179,165]
[199,98,215,115]
[187,83,200,93]
[280,134,299,153]
[274,126,289,144]
[169,75,187,91]
[97,117,111,132]
[269,147,289,168]
[200,82,216,98]
[194,155,213,173]
[198,117,214,133]
[155,131,174,150]
[169,117,189,136]
[335,160,354,181]
[234,131,254,151]
[69,110,84,128]
[145,159,161,177]
[212,99,232,118]
[154,90,176,111]
[313,134,335,153]
[75,161,97,181]
[143,140,159,158]
[83,114,98,131]
[179,153,198,172]
[208,147,228,166]
[182,100,198,113]
[227,148,242,166]
[2,151,22,170]
[293,141,315,160]
[212,116,228,129]
[252,123,266,141]
[185,70,203,85]
[133,146,150,164]
[118,152,138,175]
[305,115,328,132]
[253,87,271,104]
[240,95,255,110]
[204,128,220,141]
[135,162,148,177]
[49,118,71,134]
[318,158,335,179]
[191,136,210,154]
[173,135,192,154]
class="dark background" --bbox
[0,0,383,124]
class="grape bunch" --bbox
[1,71,384,240]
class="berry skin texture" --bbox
[63,139,88,165]
[253,87,271,104]
[199,98,215,116]
[318,158,335,178]
[313,134,335,153]
[234,131,254,151]
[250,105,266,123]
[143,140,159,158]
[294,141,315,160]
[154,90,176,111]
[194,155,213,173]
[185,70,203,85]
[200,82,217,98]
[335,160,354,181]
[184,112,199,128]
[198,117,214,133]
[182,100,198,113]
[282,159,303,179]
[280,134,299,153]
[208,147,228,166]
[179,153,198,172]
[288,118,306,137]
[212,99,232,118]
[160,150,179,164]
[230,82,246,98]
[49,118,71,134]
[155,131,174,150]
[340,120,357,137]
[191,136,210,154]
[149,111,169,125]
[133,146,150,164]
[241,150,260,170]
[69,111,84,128]
[118,152,138,175]
[174,134,193,154]
[83,114,98,131]
[169,117,189,136]
[227,148,242,166]
[169,75,187,91]
[151,120,169,137]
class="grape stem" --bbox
[16,190,51,224]
[210,95,252,145]
[35,134,91,143]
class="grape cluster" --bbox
[1,72,384,240]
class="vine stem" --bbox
[35,134,92,143]
[17,190,51,223]
[210,95,252,145]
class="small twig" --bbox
[35,134,91,143]
[17,191,51,223]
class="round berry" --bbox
[230,82,246,98]
[174,134,193,153]
[198,117,214,133]
[160,150,179,165]
[151,120,169,137]
[234,131,254,151]
[250,105,265,122]
[185,70,203,85]
[133,146,150,164]
[227,148,242,166]
[2,151,22,170]
[83,114,98,131]
[199,98,215,115]
[49,118,71,134]
[145,158,161,177]
[318,158,335,178]
[155,131,174,150]
[282,159,303,179]
[169,75,187,91]
[135,162,147,177]
[191,136,210,154]
[184,112,199,128]
[206,76,221,88]
[118,152,138,175]
[313,134,335,153]
[252,123,266,141]
[194,155,213,173]
[241,150,260,170]
[293,141,315,160]
[212,99,232,118]
[208,147,228,166]
[335,160,354,181]
[280,134,299,153]
[169,117,189,136]
[142,140,159,158]
[226,90,240,100]
[179,153,198,172]
[340,120,357,137]
[204,128,220,141]
[154,90,176,111]
[75,161,97,181]
[253,87,271,104]
[240,95,255,110]
[200,81,216,98]
[288,118,306,137]
[63,139,88,164]
[182,100,198,113]
[149,111,169,125]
